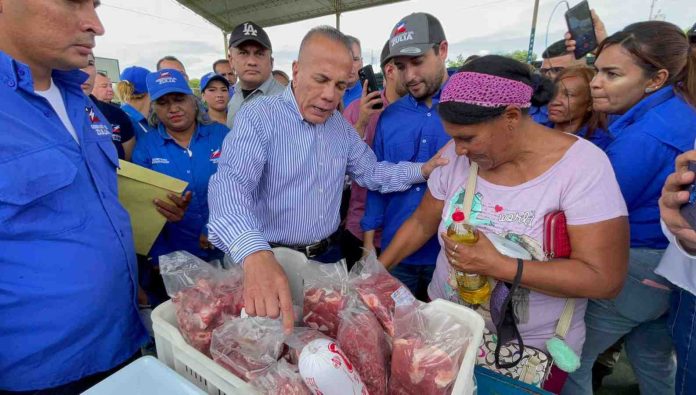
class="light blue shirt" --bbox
[208,85,425,263]
[0,51,147,391]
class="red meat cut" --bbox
[303,286,348,339]
[251,360,312,395]
[352,271,405,337]
[172,276,244,355]
[337,300,390,395]
[211,317,285,382]
[388,336,461,395]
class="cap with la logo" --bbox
[229,21,272,50]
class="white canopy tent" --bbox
[174,0,406,51]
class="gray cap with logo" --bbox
[385,13,446,63]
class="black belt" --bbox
[269,232,341,258]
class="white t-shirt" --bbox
[35,79,80,143]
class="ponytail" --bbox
[116,80,134,103]
[116,80,147,104]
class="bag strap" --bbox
[462,162,479,220]
[555,298,576,339]
[494,258,525,369]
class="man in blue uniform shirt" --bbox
[361,13,451,300]
[0,1,148,392]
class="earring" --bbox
[645,87,655,93]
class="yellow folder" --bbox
[117,160,188,255]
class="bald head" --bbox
[291,26,353,124]
[298,26,352,64]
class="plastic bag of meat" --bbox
[210,316,286,382]
[388,297,471,395]
[284,327,330,365]
[298,338,367,395]
[337,295,390,395]
[250,359,312,395]
[349,252,412,337]
[160,251,244,355]
[302,260,350,338]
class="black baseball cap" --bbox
[229,21,272,51]
[385,13,446,63]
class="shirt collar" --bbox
[121,103,146,122]
[0,50,87,94]
[406,81,446,109]
[156,122,206,146]
[234,74,278,95]
[609,86,675,135]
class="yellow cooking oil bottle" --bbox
[446,211,491,305]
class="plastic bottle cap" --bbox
[452,211,465,222]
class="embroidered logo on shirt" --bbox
[85,106,112,136]
[87,107,100,123]
[111,124,122,142]
[210,148,221,164]
[152,158,170,164]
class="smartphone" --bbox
[680,162,696,230]
[358,65,383,110]
[565,1,598,59]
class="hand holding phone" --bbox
[358,65,383,110]
[565,1,598,59]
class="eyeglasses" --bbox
[540,66,564,76]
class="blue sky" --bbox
[96,0,694,80]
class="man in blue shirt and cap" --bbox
[361,13,452,300]
[0,1,148,392]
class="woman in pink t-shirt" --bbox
[378,56,629,392]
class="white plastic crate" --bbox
[84,356,206,395]
[152,248,484,395]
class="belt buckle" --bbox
[305,242,320,258]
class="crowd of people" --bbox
[1,0,696,394]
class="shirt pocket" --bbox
[0,148,87,238]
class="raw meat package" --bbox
[350,252,412,337]
[160,251,244,354]
[302,260,350,338]
[250,359,312,395]
[284,327,330,365]
[298,338,367,395]
[210,316,285,381]
[337,296,390,395]
[388,299,472,395]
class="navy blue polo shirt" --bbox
[132,121,230,262]
[362,89,451,265]
[0,51,147,391]
[605,86,696,249]
[91,95,134,159]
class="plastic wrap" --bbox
[210,316,285,381]
[298,338,366,395]
[388,299,472,395]
[250,360,312,395]
[284,327,330,365]
[350,253,412,337]
[160,251,244,354]
[337,296,390,395]
[302,260,350,338]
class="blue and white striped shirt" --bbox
[208,85,425,263]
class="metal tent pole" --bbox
[526,0,541,64]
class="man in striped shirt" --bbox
[208,26,448,330]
